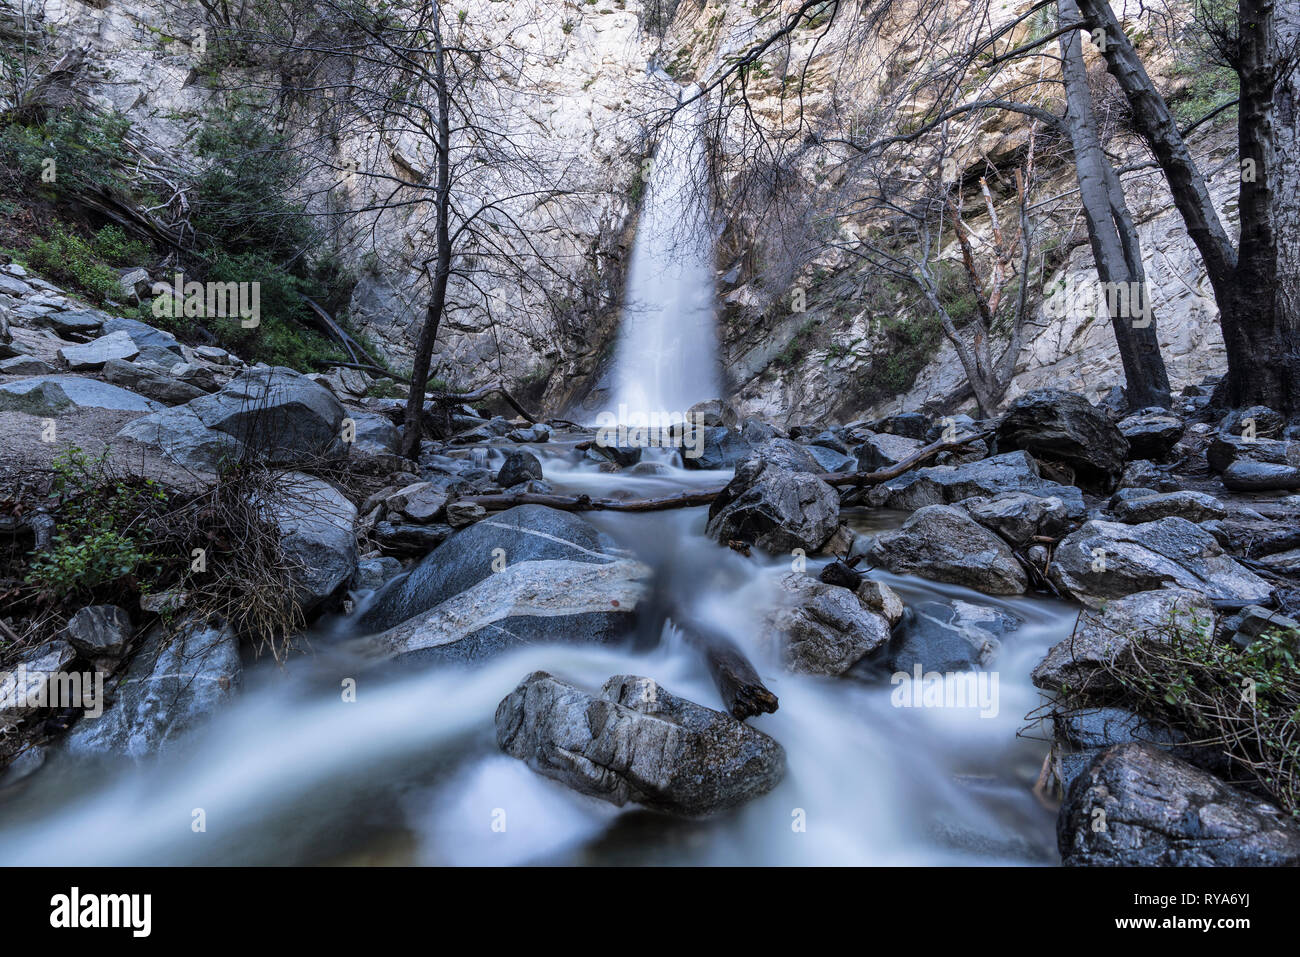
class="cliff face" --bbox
[15,0,1231,423]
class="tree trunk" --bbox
[1076,0,1300,416]
[1058,0,1170,409]
[400,4,453,460]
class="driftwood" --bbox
[457,431,994,514]
[678,614,779,720]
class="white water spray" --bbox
[606,85,721,423]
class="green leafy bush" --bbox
[26,448,167,600]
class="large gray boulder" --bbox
[62,621,241,759]
[1058,742,1300,866]
[760,572,892,675]
[865,450,1085,514]
[855,431,923,471]
[960,491,1075,546]
[0,375,162,415]
[996,389,1128,491]
[255,473,357,614]
[357,505,647,662]
[495,671,786,815]
[706,459,839,553]
[100,316,185,367]
[101,358,207,405]
[884,599,1017,673]
[868,505,1028,595]
[118,366,344,469]
[57,330,139,370]
[1031,587,1213,692]
[1117,410,1185,461]
[1049,518,1272,608]
[682,425,756,470]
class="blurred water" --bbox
[0,441,1071,865]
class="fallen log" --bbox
[456,430,994,514]
[680,615,780,720]
[301,296,390,374]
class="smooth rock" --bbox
[761,572,892,675]
[495,671,785,816]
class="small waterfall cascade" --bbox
[605,84,721,425]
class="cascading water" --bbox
[0,86,1075,867]
[0,435,1075,865]
[605,84,721,423]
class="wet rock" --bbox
[372,521,452,557]
[1031,588,1212,692]
[101,358,207,405]
[1110,490,1228,524]
[1117,459,1178,491]
[1219,405,1285,440]
[1058,742,1300,866]
[960,491,1075,547]
[585,441,642,468]
[358,504,644,658]
[687,398,725,427]
[856,579,905,625]
[1117,410,1185,461]
[63,605,132,658]
[507,424,552,443]
[683,426,754,470]
[868,505,1027,595]
[865,451,1085,514]
[352,556,404,591]
[1206,433,1289,473]
[884,599,1016,673]
[996,389,1128,492]
[749,437,824,473]
[809,429,848,454]
[167,362,221,392]
[1049,518,1273,609]
[761,572,892,675]
[0,375,162,415]
[495,671,785,816]
[62,621,240,759]
[1222,460,1300,492]
[255,473,358,613]
[706,458,840,553]
[855,431,923,471]
[497,450,543,488]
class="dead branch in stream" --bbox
[456,430,994,514]
[676,613,780,721]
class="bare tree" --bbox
[1073,0,1300,415]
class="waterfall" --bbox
[606,85,721,424]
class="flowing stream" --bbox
[0,438,1074,866]
[0,92,1075,866]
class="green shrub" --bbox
[19,226,127,305]
[26,448,167,600]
